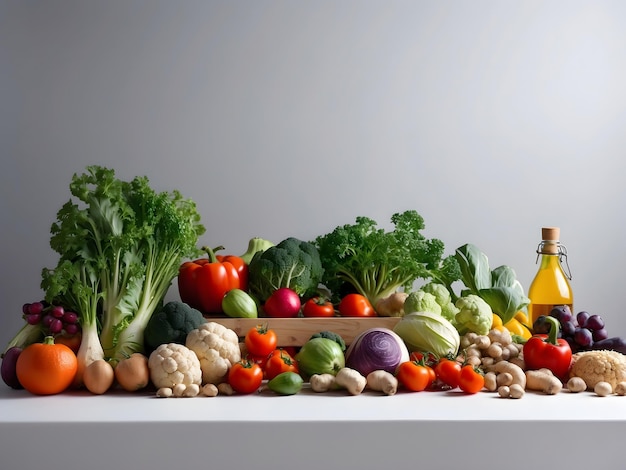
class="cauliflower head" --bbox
[409,283,460,323]
[421,283,451,307]
[186,321,241,384]
[454,294,493,335]
[148,343,202,389]
[440,302,460,324]
[569,350,626,390]
[404,291,442,316]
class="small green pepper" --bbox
[267,371,304,396]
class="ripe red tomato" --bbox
[228,360,264,394]
[338,293,376,317]
[458,365,485,394]
[302,297,335,317]
[244,324,278,358]
[264,288,301,318]
[264,349,299,380]
[434,358,462,389]
[396,360,434,392]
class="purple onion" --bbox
[345,327,409,376]
[1,347,23,389]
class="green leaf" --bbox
[455,244,491,292]
[479,286,529,324]
[490,265,517,288]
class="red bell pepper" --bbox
[178,246,246,314]
[216,253,248,291]
[523,315,572,379]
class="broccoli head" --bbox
[310,330,347,352]
[143,301,206,353]
[247,237,324,303]
[454,294,493,335]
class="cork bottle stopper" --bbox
[541,227,560,254]
[542,227,560,241]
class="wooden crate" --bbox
[205,317,402,347]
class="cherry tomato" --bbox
[396,360,434,392]
[302,297,335,318]
[247,352,270,370]
[281,346,299,358]
[244,324,278,358]
[228,359,264,394]
[338,293,376,317]
[458,365,485,394]
[410,351,437,367]
[425,363,436,385]
[264,349,299,380]
[434,358,462,389]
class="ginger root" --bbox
[375,292,408,317]
[310,373,337,393]
[366,370,398,396]
[334,367,367,395]
[525,368,562,395]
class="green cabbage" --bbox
[295,337,345,378]
[393,311,460,358]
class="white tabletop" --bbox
[1,384,626,470]
[1,384,625,422]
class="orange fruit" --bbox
[16,336,78,395]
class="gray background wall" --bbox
[2,0,626,349]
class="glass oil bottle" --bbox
[527,227,573,325]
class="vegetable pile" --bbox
[3,165,626,400]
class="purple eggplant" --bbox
[589,337,626,355]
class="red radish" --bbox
[264,288,301,318]
[1,347,24,389]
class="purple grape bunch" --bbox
[22,301,80,336]
[548,305,608,352]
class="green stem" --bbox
[544,316,561,345]
[201,245,224,263]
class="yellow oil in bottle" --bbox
[527,227,573,326]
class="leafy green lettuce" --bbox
[41,166,205,368]
[454,243,529,324]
